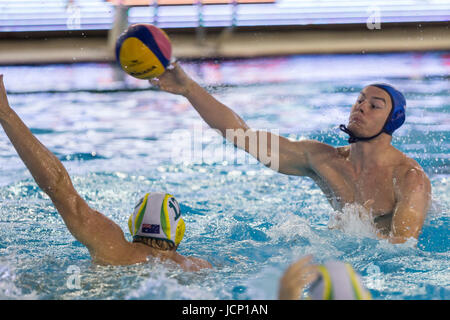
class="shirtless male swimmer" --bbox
[0,75,211,271]
[149,62,431,244]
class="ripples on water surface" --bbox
[0,52,448,299]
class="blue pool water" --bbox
[0,52,448,300]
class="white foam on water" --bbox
[0,264,38,300]
[267,211,317,242]
[125,264,216,300]
[244,265,282,300]
[328,203,379,239]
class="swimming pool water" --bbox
[0,52,448,300]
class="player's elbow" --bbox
[391,211,424,243]
[44,171,74,200]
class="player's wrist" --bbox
[182,79,197,98]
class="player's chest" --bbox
[316,163,397,216]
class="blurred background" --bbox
[0,0,449,64]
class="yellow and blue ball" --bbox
[115,23,172,79]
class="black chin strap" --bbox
[339,124,384,144]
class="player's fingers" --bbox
[285,255,314,275]
[149,78,160,87]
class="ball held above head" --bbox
[116,24,172,79]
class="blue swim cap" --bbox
[370,83,406,135]
[339,83,406,143]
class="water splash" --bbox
[328,203,379,239]
[0,263,38,299]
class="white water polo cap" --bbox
[128,192,185,246]
[309,261,372,300]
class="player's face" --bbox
[347,86,392,138]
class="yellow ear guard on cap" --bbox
[129,192,185,246]
[308,261,372,300]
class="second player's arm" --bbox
[0,75,130,264]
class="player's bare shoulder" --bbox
[302,140,345,161]
[299,141,349,176]
[392,149,431,194]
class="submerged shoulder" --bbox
[169,251,212,271]
[127,245,213,271]
[184,256,213,271]
[90,240,150,266]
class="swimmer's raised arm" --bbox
[150,62,248,135]
[151,63,326,176]
[0,75,132,264]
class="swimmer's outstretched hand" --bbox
[278,255,320,300]
[149,62,194,96]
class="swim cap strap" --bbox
[339,124,384,144]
